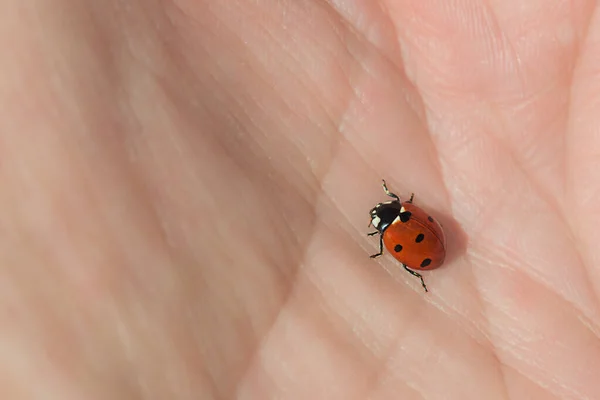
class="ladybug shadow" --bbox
[435,212,468,267]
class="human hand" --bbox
[2,1,599,399]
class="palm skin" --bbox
[2,0,600,399]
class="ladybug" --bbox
[368,180,446,292]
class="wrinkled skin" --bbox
[1,0,600,398]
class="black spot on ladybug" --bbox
[428,216,434,222]
[394,244,403,252]
[420,258,432,268]
[399,211,412,223]
[415,233,425,243]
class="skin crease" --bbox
[2,0,600,398]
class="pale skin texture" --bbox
[2,0,600,399]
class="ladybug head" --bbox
[369,201,402,233]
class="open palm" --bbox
[4,1,600,399]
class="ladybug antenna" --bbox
[381,180,400,202]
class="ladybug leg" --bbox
[367,231,379,236]
[402,265,428,292]
[408,193,414,203]
[369,233,384,258]
[381,180,400,202]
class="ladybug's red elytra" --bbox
[368,180,446,292]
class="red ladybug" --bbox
[368,180,446,292]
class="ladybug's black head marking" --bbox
[369,201,402,233]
